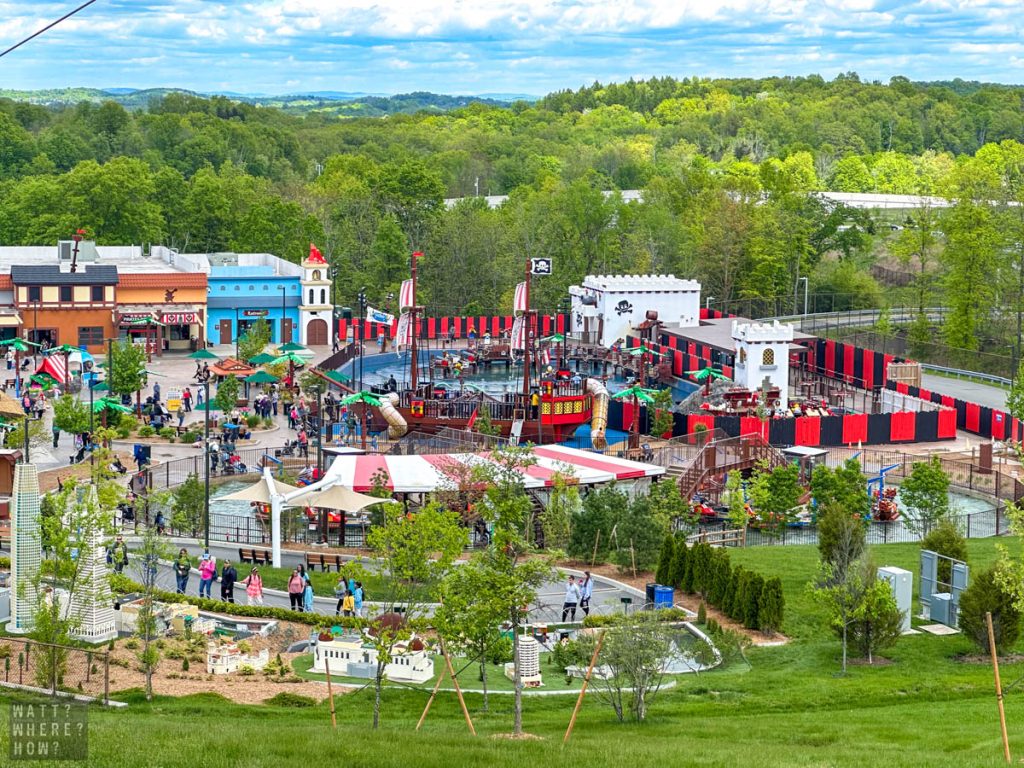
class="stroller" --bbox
[222,452,248,475]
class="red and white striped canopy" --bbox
[323,445,663,494]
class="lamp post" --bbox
[798,276,809,316]
[357,287,367,391]
[203,377,210,552]
[234,307,240,360]
[705,296,715,311]
[316,389,323,475]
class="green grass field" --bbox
[3,539,1024,767]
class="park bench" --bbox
[305,551,344,572]
[238,547,272,565]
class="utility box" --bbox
[878,566,913,633]
[930,593,955,627]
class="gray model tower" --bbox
[9,463,41,634]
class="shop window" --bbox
[249,285,255,291]
[59,286,72,302]
[28,286,40,302]
[78,326,104,346]
[91,286,104,301]
[762,348,775,366]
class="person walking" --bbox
[579,571,593,617]
[51,423,60,448]
[110,536,128,574]
[377,330,385,353]
[155,510,166,535]
[182,387,192,412]
[271,390,279,417]
[196,387,205,408]
[173,548,191,594]
[198,553,217,599]
[334,578,348,615]
[241,567,264,606]
[297,428,309,458]
[302,579,314,613]
[220,559,237,603]
[341,591,354,617]
[561,575,581,622]
[288,568,305,611]
[353,581,364,618]
[333,333,340,353]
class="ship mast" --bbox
[522,255,531,397]
[410,251,421,392]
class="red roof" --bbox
[0,275,12,290]
[118,273,207,289]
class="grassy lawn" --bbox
[4,538,1024,766]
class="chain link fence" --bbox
[0,636,110,704]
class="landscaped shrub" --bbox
[180,430,201,444]
[158,426,176,441]
[612,496,668,572]
[669,535,688,589]
[759,577,785,636]
[689,542,712,597]
[708,549,732,607]
[246,414,261,428]
[743,573,765,630]
[138,425,156,438]
[265,692,316,708]
[568,485,623,561]
[817,503,867,570]
[921,518,968,585]
[696,602,707,625]
[655,535,675,586]
[730,569,749,622]
[848,579,904,663]
[958,567,1021,655]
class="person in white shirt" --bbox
[579,571,593,616]
[562,575,582,622]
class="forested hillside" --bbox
[1,74,1024,373]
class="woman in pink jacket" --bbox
[241,567,264,606]
[287,568,305,611]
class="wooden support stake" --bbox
[415,662,448,731]
[630,538,637,580]
[987,612,1012,764]
[563,631,605,745]
[324,657,337,730]
[590,529,600,569]
[442,639,476,736]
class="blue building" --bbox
[154,248,303,347]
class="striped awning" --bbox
[323,444,663,494]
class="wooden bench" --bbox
[305,552,344,572]
[238,547,272,565]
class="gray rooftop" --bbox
[11,264,118,285]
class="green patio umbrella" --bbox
[686,365,730,395]
[244,371,279,384]
[0,338,40,353]
[189,348,220,360]
[90,381,109,392]
[248,352,277,365]
[339,391,381,450]
[278,341,308,353]
[273,352,307,367]
[193,400,221,412]
[540,333,565,343]
[49,344,79,354]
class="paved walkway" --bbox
[919,373,1007,411]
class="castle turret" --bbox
[731,320,794,411]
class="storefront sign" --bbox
[166,388,182,413]
[243,309,269,317]
[162,312,198,324]
[120,313,153,323]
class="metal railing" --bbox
[918,363,1011,388]
[0,636,110,704]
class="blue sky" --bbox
[1,1,1022,96]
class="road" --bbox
[919,373,1006,411]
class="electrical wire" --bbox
[0,0,99,60]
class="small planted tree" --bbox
[366,501,464,729]
[899,455,950,533]
[747,460,803,535]
[669,535,688,590]
[648,478,694,533]
[817,503,867,582]
[52,394,90,437]
[849,576,904,664]
[109,340,148,414]
[613,495,668,573]
[655,535,675,586]
[759,577,785,636]
[649,388,675,438]
[132,524,173,700]
[215,374,240,413]
[540,471,579,552]
[568,484,625,562]
[576,613,674,723]
[959,567,1021,655]
[920,518,967,585]
[238,319,272,363]
[171,473,205,535]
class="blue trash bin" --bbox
[653,585,674,610]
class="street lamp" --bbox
[203,377,210,552]
[234,307,240,359]
[357,287,367,390]
[705,296,715,310]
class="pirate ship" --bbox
[358,252,609,447]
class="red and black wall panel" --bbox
[965,402,981,433]
[992,411,1007,441]
[861,349,874,389]
[843,343,855,384]
[820,415,844,445]
[889,410,917,442]
[688,414,715,433]
[716,415,741,438]
[866,414,890,444]
[770,418,795,446]
[937,408,957,439]
[795,416,821,446]
[915,410,939,442]
[739,416,763,437]
[842,413,868,444]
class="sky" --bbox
[0,0,1022,97]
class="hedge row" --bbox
[655,536,785,635]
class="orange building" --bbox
[11,265,118,353]
[116,272,208,354]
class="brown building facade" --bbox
[11,265,118,353]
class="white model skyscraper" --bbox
[9,463,41,634]
[69,485,117,643]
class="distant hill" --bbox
[0,87,535,116]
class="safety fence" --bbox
[0,636,110,705]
